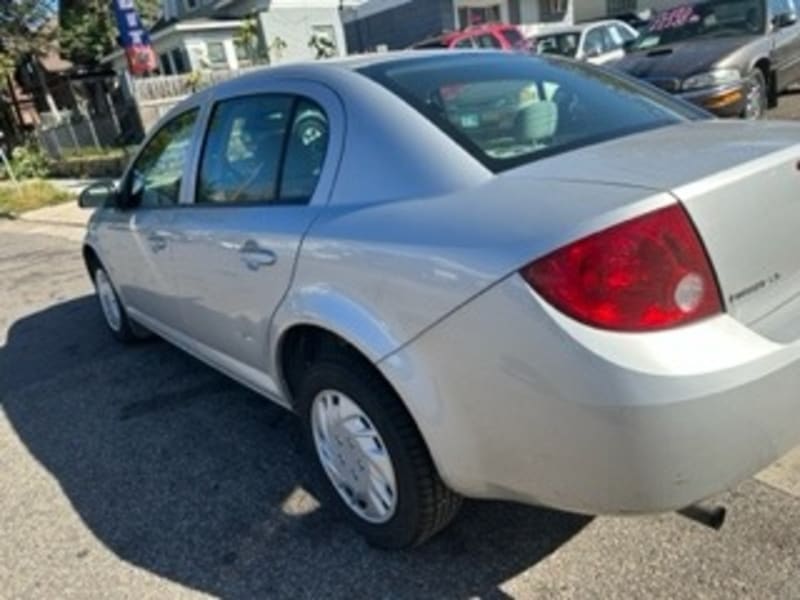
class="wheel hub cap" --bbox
[95,270,122,332]
[311,390,398,524]
[745,77,765,119]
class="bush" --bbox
[0,180,73,216]
[1,144,51,180]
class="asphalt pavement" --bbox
[2,93,800,599]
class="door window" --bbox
[583,27,611,56]
[130,109,198,208]
[475,33,502,48]
[196,94,329,205]
[771,0,798,17]
[280,99,330,204]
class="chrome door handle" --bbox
[239,240,277,270]
[147,232,168,253]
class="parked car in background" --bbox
[597,11,653,32]
[532,20,640,64]
[612,0,800,119]
[79,51,800,551]
[412,23,529,51]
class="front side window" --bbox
[130,109,198,208]
[197,94,329,205]
[583,27,610,55]
[360,54,701,172]
[475,33,502,48]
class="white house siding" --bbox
[182,30,239,70]
[257,4,348,63]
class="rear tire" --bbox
[297,351,462,549]
[93,266,148,344]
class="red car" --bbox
[413,23,530,51]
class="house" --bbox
[105,0,357,76]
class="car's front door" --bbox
[583,26,623,64]
[769,0,800,91]
[168,82,342,394]
[95,108,200,330]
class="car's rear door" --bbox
[167,80,343,392]
[95,108,201,331]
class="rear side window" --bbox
[359,54,701,172]
[196,94,329,205]
[475,34,502,48]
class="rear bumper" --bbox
[379,275,800,515]
[678,82,746,118]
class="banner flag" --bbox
[111,0,158,75]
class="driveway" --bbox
[2,97,800,596]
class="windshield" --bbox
[359,54,703,172]
[535,33,580,57]
[633,0,766,49]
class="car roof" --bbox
[165,50,506,116]
[207,49,494,81]
[415,23,520,46]
[534,19,632,36]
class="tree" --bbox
[234,16,262,66]
[0,0,60,116]
[60,0,162,66]
[0,0,58,75]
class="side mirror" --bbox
[774,12,798,29]
[78,180,118,209]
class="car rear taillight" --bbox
[519,204,723,332]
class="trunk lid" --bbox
[512,121,800,336]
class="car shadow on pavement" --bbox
[0,296,590,599]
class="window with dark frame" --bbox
[130,109,199,208]
[195,94,329,206]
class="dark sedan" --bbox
[612,0,800,118]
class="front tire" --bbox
[743,69,768,119]
[298,352,462,549]
[93,266,146,344]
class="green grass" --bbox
[0,180,74,217]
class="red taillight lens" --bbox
[520,204,723,332]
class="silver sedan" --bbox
[79,51,800,549]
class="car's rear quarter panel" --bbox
[379,273,800,514]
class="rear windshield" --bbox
[359,54,703,172]
[500,27,527,49]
